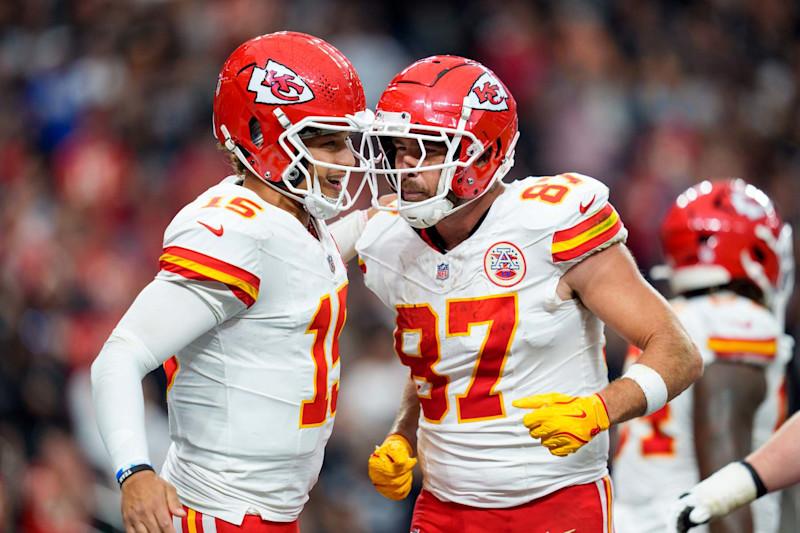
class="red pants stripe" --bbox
[174,506,299,533]
[410,476,614,533]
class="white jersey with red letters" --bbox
[613,293,789,533]
[154,176,348,525]
[357,173,627,508]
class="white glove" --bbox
[668,492,712,532]
[666,461,763,532]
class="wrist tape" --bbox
[623,363,668,416]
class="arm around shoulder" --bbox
[329,194,396,263]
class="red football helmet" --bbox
[364,55,519,228]
[660,179,791,307]
[213,31,372,220]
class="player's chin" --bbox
[321,176,344,196]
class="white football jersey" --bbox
[613,293,790,533]
[155,176,348,524]
[357,173,627,507]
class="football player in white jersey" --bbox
[347,56,703,532]
[612,179,794,533]
[90,32,373,533]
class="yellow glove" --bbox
[368,434,417,501]
[512,392,610,457]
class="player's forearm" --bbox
[635,320,702,402]
[598,378,646,424]
[747,410,800,493]
[600,329,700,425]
[92,280,219,476]
[387,378,420,448]
[602,324,700,426]
[92,328,160,474]
[328,209,368,263]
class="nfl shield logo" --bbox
[327,254,336,273]
[436,263,449,281]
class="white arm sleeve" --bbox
[91,279,219,476]
[329,209,368,262]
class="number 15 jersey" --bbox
[356,173,627,508]
[155,176,347,525]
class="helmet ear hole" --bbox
[752,246,766,262]
[475,146,492,168]
[249,117,264,148]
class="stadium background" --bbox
[0,0,798,531]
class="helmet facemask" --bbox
[275,108,373,220]
[364,106,518,228]
[221,108,373,220]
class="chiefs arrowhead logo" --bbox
[467,72,509,111]
[247,60,314,105]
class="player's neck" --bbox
[243,174,310,226]
[434,184,504,250]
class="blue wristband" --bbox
[116,463,154,487]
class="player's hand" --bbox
[120,470,186,532]
[667,493,711,532]
[512,392,610,456]
[368,433,417,500]
[665,461,760,532]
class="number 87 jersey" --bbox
[356,172,627,508]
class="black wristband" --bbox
[117,464,155,487]
[739,460,767,498]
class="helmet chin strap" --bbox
[401,197,455,229]
[221,123,342,221]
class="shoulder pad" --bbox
[160,202,263,308]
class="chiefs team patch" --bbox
[483,241,526,287]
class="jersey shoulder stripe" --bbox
[551,203,622,262]
[707,337,777,359]
[159,245,260,307]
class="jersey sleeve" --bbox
[155,210,262,321]
[548,173,627,268]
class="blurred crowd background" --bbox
[0,0,799,531]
